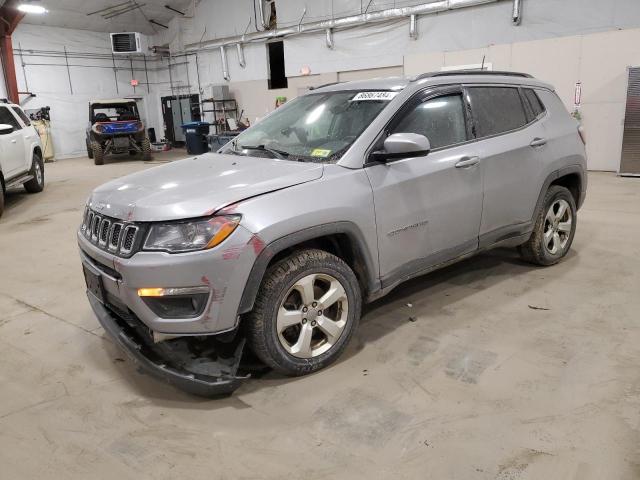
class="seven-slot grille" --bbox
[81,208,140,257]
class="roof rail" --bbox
[412,70,533,81]
[308,81,343,91]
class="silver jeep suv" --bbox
[78,71,587,396]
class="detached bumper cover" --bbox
[88,293,247,397]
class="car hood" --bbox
[88,153,324,222]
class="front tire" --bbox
[245,249,362,376]
[519,185,577,266]
[24,153,44,193]
[91,141,104,166]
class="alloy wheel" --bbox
[277,273,349,358]
[35,161,43,186]
[544,198,572,255]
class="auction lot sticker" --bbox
[351,91,399,101]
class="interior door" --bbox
[365,87,483,285]
[0,106,26,178]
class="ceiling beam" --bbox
[0,0,25,36]
[0,0,25,102]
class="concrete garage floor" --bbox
[1,152,639,479]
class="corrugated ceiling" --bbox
[20,0,193,35]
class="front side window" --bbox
[391,94,467,150]
[0,106,20,130]
[11,106,31,126]
[468,87,527,138]
[223,90,394,162]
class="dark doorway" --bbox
[267,41,288,89]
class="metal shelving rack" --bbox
[201,98,238,134]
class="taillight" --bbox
[578,126,586,145]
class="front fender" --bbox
[236,221,381,314]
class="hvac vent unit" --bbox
[110,32,142,54]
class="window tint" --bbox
[469,87,527,138]
[12,107,30,126]
[523,88,545,117]
[0,107,20,130]
[392,94,467,149]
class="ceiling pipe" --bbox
[257,0,269,30]
[512,0,522,25]
[325,28,334,49]
[185,0,500,51]
[409,14,418,39]
[236,43,246,68]
[220,45,230,80]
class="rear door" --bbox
[366,85,483,285]
[0,106,26,178]
[466,85,548,246]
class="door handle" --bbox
[455,156,480,168]
[10,139,16,143]
[530,137,547,147]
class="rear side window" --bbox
[392,93,467,149]
[0,106,20,130]
[468,87,527,138]
[12,106,31,126]
[522,88,545,118]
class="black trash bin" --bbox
[181,122,210,154]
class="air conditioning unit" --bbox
[110,32,143,54]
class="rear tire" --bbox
[245,249,361,376]
[87,141,94,159]
[92,141,104,166]
[141,135,152,161]
[24,153,44,193]
[519,185,577,266]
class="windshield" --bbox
[223,90,396,162]
[92,104,139,122]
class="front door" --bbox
[365,87,483,286]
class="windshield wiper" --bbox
[240,144,290,160]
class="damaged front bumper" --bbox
[88,293,248,397]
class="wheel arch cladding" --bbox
[237,222,380,315]
[550,172,582,208]
[533,166,585,223]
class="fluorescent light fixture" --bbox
[17,3,48,14]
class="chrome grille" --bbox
[80,208,140,257]
[109,223,123,251]
[121,226,138,254]
[99,219,111,246]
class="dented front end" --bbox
[78,221,264,396]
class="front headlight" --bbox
[143,215,241,253]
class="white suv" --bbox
[0,102,45,217]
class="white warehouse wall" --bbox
[404,28,640,172]
[155,0,640,171]
[11,24,159,159]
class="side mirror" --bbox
[369,133,431,162]
[0,124,14,135]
